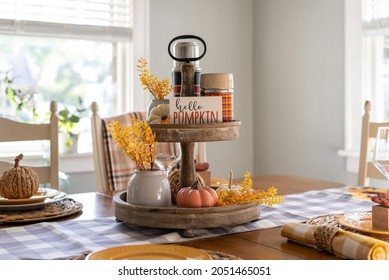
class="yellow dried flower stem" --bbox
[216,171,284,206]
[108,119,157,171]
[136,57,173,100]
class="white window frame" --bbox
[339,0,364,174]
[119,0,150,114]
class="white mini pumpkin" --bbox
[215,170,242,195]
[216,184,243,195]
[148,104,170,124]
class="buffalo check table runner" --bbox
[0,187,376,260]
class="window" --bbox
[341,0,389,174]
[0,0,149,173]
[0,0,149,155]
[362,0,389,121]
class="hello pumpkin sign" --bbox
[169,96,222,124]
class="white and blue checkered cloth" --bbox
[0,187,374,260]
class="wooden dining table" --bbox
[5,174,345,260]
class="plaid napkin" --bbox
[101,111,146,191]
[281,222,389,260]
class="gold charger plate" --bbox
[338,212,389,238]
[86,244,212,260]
[0,188,61,205]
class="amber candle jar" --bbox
[200,73,234,122]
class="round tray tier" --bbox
[114,191,260,237]
[149,121,241,142]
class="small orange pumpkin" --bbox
[176,180,218,208]
[168,169,205,203]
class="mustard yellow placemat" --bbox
[347,187,389,201]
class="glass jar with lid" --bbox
[200,73,234,122]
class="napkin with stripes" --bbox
[101,111,146,191]
[281,222,389,260]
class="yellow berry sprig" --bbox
[216,171,284,206]
[109,119,157,171]
[136,58,173,100]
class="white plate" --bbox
[0,191,67,211]
[0,188,61,205]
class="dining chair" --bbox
[0,101,60,190]
[358,100,389,186]
[90,102,146,193]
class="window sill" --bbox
[0,152,94,174]
[59,152,94,174]
[337,149,359,174]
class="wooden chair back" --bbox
[0,101,59,189]
[358,100,389,186]
[91,102,146,192]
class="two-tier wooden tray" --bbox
[114,191,260,237]
[113,121,256,237]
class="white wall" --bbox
[253,0,348,184]
[149,0,255,179]
[68,0,352,193]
